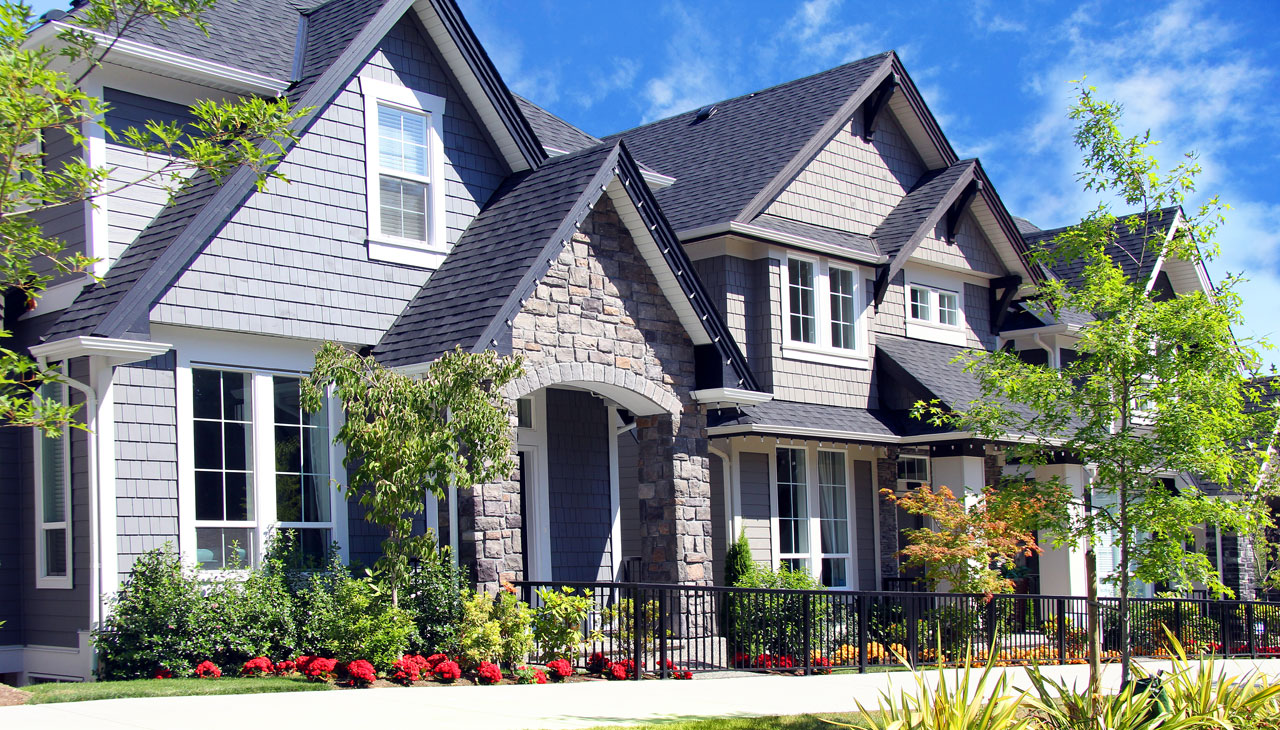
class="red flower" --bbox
[533,669,547,684]
[733,652,753,668]
[346,660,376,687]
[754,654,775,669]
[391,656,423,685]
[586,651,610,674]
[153,668,173,679]
[775,655,795,669]
[424,653,449,671]
[812,656,832,675]
[608,662,630,681]
[241,656,274,677]
[194,661,221,679]
[273,660,297,676]
[296,655,313,672]
[546,658,573,681]
[433,660,462,683]
[476,661,503,685]
[302,657,338,682]
[673,669,693,680]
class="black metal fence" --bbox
[514,580,1280,678]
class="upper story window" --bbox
[781,254,868,367]
[361,77,446,269]
[904,271,968,347]
[35,381,72,589]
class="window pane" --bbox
[273,377,301,425]
[293,529,331,570]
[938,291,958,326]
[910,287,931,321]
[44,528,67,577]
[39,389,67,523]
[777,448,809,557]
[819,451,849,554]
[380,176,428,241]
[196,527,254,570]
[830,268,856,349]
[378,105,429,177]
[304,474,331,522]
[224,471,253,522]
[276,425,301,473]
[192,369,222,419]
[788,260,816,344]
[897,456,929,482]
[223,422,251,471]
[276,474,302,522]
[222,372,250,421]
[193,421,222,470]
[195,471,225,520]
[821,558,847,588]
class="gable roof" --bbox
[514,94,601,154]
[875,334,982,412]
[1022,206,1182,289]
[375,141,759,391]
[873,158,976,260]
[45,0,546,344]
[605,53,893,233]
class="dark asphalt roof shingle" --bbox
[1023,207,1181,288]
[873,159,975,259]
[605,53,891,232]
[751,214,879,258]
[874,334,982,411]
[710,399,899,439]
[514,95,600,154]
[375,143,617,366]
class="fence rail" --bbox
[513,580,1280,678]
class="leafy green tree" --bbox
[915,82,1280,687]
[1,0,305,432]
[302,342,522,605]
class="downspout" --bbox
[1032,332,1057,368]
[37,358,104,649]
[708,443,735,547]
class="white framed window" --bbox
[361,77,447,269]
[817,450,850,588]
[781,253,868,367]
[776,447,810,572]
[904,272,967,346]
[34,382,72,589]
[185,366,343,572]
[897,455,930,484]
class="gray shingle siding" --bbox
[152,16,507,346]
[113,352,179,578]
[29,127,86,280]
[873,272,907,337]
[0,423,21,645]
[739,452,772,565]
[911,211,1004,276]
[963,282,995,349]
[853,459,876,590]
[20,358,91,648]
[546,388,612,582]
[618,429,641,563]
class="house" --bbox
[0,0,1243,684]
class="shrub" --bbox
[546,658,573,681]
[345,659,376,687]
[93,546,213,680]
[423,653,449,671]
[273,659,296,675]
[456,590,504,669]
[241,656,274,676]
[608,662,629,680]
[531,586,593,661]
[724,531,755,647]
[586,651,610,674]
[602,597,665,650]
[513,665,547,684]
[194,660,221,678]
[493,585,535,666]
[297,571,417,670]
[476,660,503,685]
[301,657,337,682]
[401,548,469,655]
[730,563,825,657]
[433,659,462,682]
[390,655,426,685]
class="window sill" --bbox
[35,577,72,590]
[781,341,870,369]
[905,321,967,347]
[367,237,448,269]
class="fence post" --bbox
[802,593,813,676]
[1056,598,1067,665]
[632,587,644,680]
[857,594,869,675]
[1173,601,1183,651]
[1249,602,1258,659]
[1220,602,1230,657]
[658,590,669,679]
[986,596,998,653]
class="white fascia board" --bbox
[997,323,1075,339]
[691,388,773,407]
[30,21,289,96]
[678,221,889,266]
[706,423,900,444]
[640,168,676,190]
[31,336,172,365]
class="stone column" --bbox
[635,407,711,585]
[876,447,900,586]
[459,408,524,594]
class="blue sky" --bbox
[29,0,1280,369]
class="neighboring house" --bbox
[0,0,1244,684]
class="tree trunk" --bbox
[1086,544,1102,701]
[1119,479,1131,684]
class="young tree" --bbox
[1,0,305,433]
[915,82,1280,687]
[301,342,523,605]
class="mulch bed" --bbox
[0,683,32,706]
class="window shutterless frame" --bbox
[779,253,869,367]
[904,272,968,346]
[361,77,447,268]
[34,381,73,589]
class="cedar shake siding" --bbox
[546,387,613,582]
[739,452,772,565]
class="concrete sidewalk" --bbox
[5,658,1280,730]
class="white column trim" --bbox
[608,406,622,582]
[174,363,196,568]
[328,386,350,565]
[81,79,110,276]
[252,373,275,565]
[93,360,119,601]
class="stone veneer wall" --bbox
[876,447,900,585]
[461,197,711,592]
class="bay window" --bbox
[782,254,867,365]
[35,381,71,588]
[774,445,860,588]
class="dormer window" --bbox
[782,253,868,367]
[908,284,959,327]
[904,270,968,346]
[362,78,446,268]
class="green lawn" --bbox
[584,715,868,730]
[25,676,332,704]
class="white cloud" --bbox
[638,2,732,122]
[570,57,640,109]
[455,0,562,105]
[970,0,1028,34]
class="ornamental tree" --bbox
[915,82,1280,687]
[1,0,305,433]
[301,342,522,605]
[885,482,1052,595]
